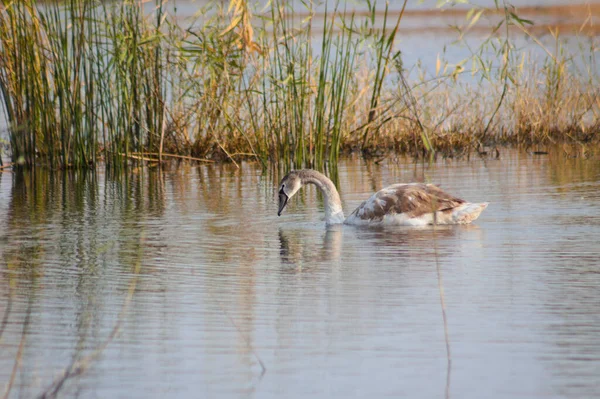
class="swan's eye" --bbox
[279,184,285,194]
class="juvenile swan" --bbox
[277,169,488,226]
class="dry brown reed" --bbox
[0,0,598,170]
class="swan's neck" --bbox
[299,170,345,225]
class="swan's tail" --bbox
[453,202,489,224]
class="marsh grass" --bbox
[254,0,358,167]
[0,0,168,169]
[0,0,598,170]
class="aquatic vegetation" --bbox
[0,0,598,169]
[0,0,170,169]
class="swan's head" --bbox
[277,171,302,216]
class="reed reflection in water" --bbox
[1,151,600,398]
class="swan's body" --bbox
[277,169,488,226]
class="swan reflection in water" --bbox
[277,224,482,270]
[276,223,483,399]
[278,226,344,269]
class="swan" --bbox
[277,169,488,226]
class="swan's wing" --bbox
[348,183,466,222]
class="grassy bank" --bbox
[0,0,598,169]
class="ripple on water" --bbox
[0,152,599,398]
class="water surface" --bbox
[1,151,600,398]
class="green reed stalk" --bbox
[0,0,170,169]
[328,11,357,165]
[1,0,598,168]
[261,0,358,168]
[361,0,408,150]
[312,3,332,166]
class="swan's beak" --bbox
[278,192,289,216]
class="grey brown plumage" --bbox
[277,169,488,226]
[348,183,466,222]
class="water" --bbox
[1,150,600,398]
[167,0,600,74]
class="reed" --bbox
[0,0,168,169]
[0,0,598,170]
[252,0,358,167]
